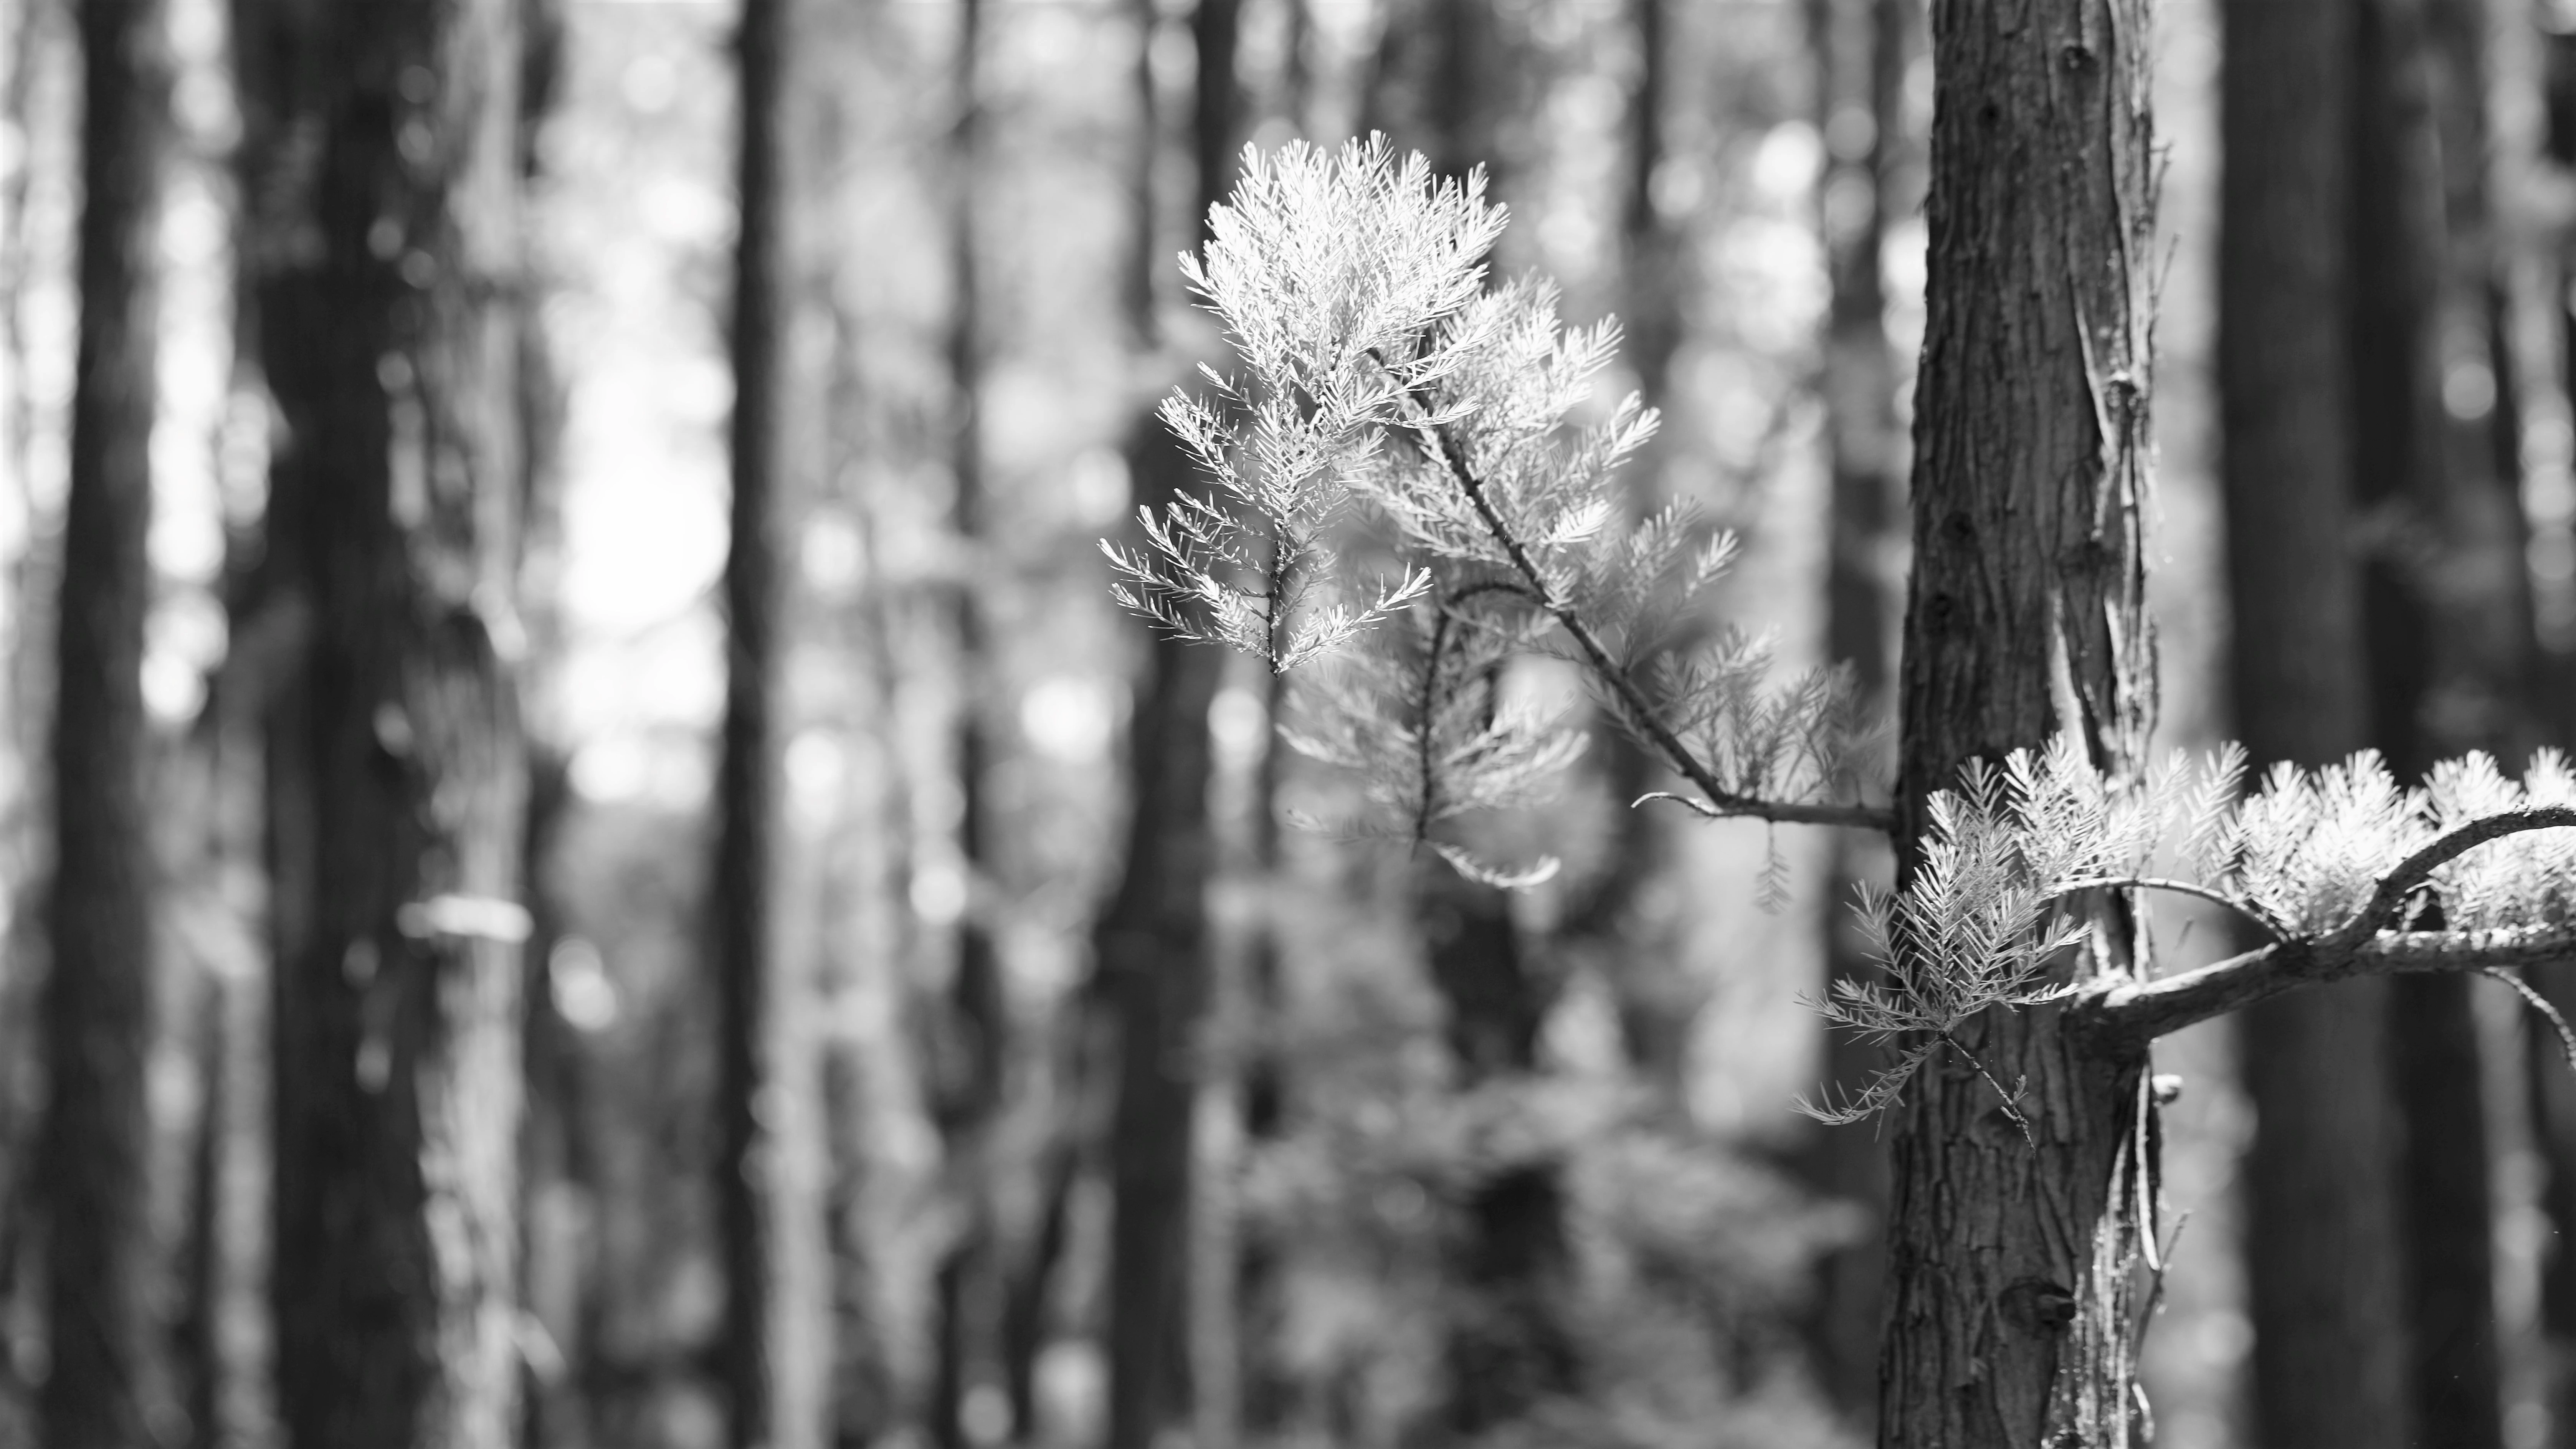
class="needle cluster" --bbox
[1103,137,1874,879]
[1810,735,2576,1121]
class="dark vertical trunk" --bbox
[1567,0,1682,1088]
[2352,2,2510,1441]
[178,983,222,1449]
[927,1,1006,1442]
[1181,18,1249,1442]
[1416,863,1577,1433]
[2217,2,2419,1447]
[1621,0,1678,410]
[250,0,530,1443]
[718,1,786,1446]
[1880,2,2156,1445]
[1370,2,1580,1431]
[40,2,169,1444]
[1229,663,1293,1441]
[1801,0,1905,1421]
[512,6,574,1444]
[2534,26,2576,1441]
[1098,1,1236,1442]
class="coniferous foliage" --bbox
[1106,138,1877,884]
[1115,122,2576,1442]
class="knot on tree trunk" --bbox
[2000,1277,2079,1335]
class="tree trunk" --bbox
[41,2,170,1442]
[714,0,816,1445]
[1416,862,1578,1432]
[247,0,530,1443]
[1097,434,1223,1449]
[2350,1,2512,1440]
[2521,21,2576,1439]
[925,0,1011,1439]
[1801,0,1906,1420]
[1567,0,1684,1089]
[2215,2,2420,1446]
[1099,1,1237,1441]
[1374,2,1585,1431]
[1879,2,2157,1444]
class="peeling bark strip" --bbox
[43,1,171,1444]
[1883,1,2157,1445]
[247,0,530,1444]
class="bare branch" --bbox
[1633,790,1899,833]
[2070,805,2576,1046]
[2078,920,2576,1047]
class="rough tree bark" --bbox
[245,0,531,1443]
[1878,1,2157,1444]
[1098,0,1237,1441]
[40,1,170,1443]
[2217,2,2418,1446]
[1799,0,1906,1418]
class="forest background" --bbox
[10,0,2576,1448]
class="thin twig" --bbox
[1938,1030,2036,1148]
[1633,789,1901,833]
[2487,967,2576,1077]
[2132,1209,2191,1360]
[2046,876,2284,942]
[1414,608,1449,845]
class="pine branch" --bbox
[1389,367,1894,838]
[2079,918,2576,1047]
[2323,805,2576,945]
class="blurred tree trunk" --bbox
[1561,0,1680,1090]
[1097,0,1237,1442]
[241,0,531,1443]
[2218,3,2418,1447]
[714,0,839,1444]
[2518,16,2576,1439]
[1179,5,1246,1446]
[1798,0,1905,1421]
[925,1,1009,1444]
[1217,17,1306,1437]
[1416,864,1578,1434]
[1878,0,2156,1442]
[1366,2,1579,1433]
[509,5,582,1444]
[2363,0,2527,1441]
[39,1,170,1443]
